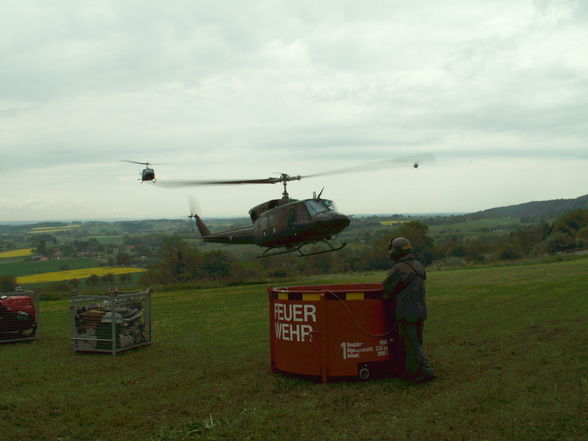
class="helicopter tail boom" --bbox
[192,215,255,245]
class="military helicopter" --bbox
[120,160,157,182]
[157,154,434,258]
[189,178,350,258]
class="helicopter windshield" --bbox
[322,199,336,211]
[305,200,335,217]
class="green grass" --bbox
[1,259,587,441]
[429,217,520,231]
[428,217,530,241]
[0,257,103,277]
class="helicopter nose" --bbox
[329,212,351,233]
[313,211,350,233]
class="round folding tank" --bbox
[268,284,397,382]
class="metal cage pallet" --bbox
[71,288,152,355]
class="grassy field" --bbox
[0,248,34,259]
[379,220,410,226]
[428,217,527,241]
[0,258,587,441]
[28,225,81,234]
[15,266,147,284]
[0,257,103,278]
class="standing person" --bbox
[383,237,435,383]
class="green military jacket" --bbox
[382,254,427,323]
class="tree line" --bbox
[436,209,588,264]
[137,209,588,287]
[3,209,586,293]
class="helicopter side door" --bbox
[260,212,276,239]
[256,210,281,246]
[288,203,310,227]
[287,202,312,242]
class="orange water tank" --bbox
[268,283,398,383]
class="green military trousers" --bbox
[397,319,435,382]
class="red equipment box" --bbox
[0,292,39,343]
[268,284,398,383]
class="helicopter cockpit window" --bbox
[258,213,269,229]
[296,203,310,221]
[305,200,334,217]
[323,199,336,211]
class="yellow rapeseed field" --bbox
[16,267,147,284]
[379,220,410,226]
[29,225,81,234]
[0,248,34,258]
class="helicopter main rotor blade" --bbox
[156,153,433,188]
[120,160,148,165]
[120,160,162,166]
[156,177,291,188]
[301,153,436,179]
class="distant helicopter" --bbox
[120,160,157,182]
[157,154,434,258]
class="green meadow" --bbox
[0,257,103,277]
[1,258,587,441]
[428,217,527,241]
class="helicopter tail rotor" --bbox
[188,195,200,218]
[187,196,210,237]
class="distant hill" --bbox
[467,194,588,220]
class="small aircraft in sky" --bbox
[120,160,157,182]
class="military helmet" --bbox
[388,237,412,260]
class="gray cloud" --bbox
[1,0,587,220]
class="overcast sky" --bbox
[1,0,587,222]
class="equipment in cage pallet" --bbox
[0,290,39,343]
[268,284,399,383]
[71,288,152,355]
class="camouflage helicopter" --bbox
[120,160,157,182]
[157,154,434,258]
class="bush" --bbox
[229,260,266,283]
[544,232,576,253]
[552,209,588,236]
[373,221,437,265]
[142,237,203,285]
[576,227,588,247]
[0,275,17,292]
[529,241,549,257]
[86,274,100,286]
[431,256,467,269]
[202,251,233,280]
[48,282,70,293]
[497,243,522,260]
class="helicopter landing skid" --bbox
[296,240,347,257]
[257,240,347,259]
